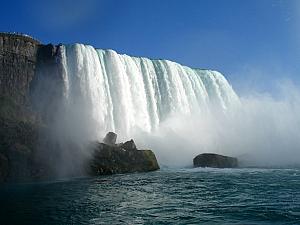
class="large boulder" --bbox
[193,153,238,168]
[88,137,159,175]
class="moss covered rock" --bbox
[89,137,159,175]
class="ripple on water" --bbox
[0,168,300,224]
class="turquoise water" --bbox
[1,168,300,224]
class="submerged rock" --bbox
[193,153,238,168]
[89,133,159,175]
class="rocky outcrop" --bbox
[89,134,159,175]
[103,132,117,145]
[193,153,238,168]
[121,139,137,151]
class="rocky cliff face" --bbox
[0,33,42,182]
[0,34,76,182]
[0,33,63,110]
[0,33,40,105]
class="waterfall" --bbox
[60,43,239,139]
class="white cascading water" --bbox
[59,43,239,140]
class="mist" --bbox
[134,80,300,168]
[35,75,300,173]
[31,47,103,178]
[32,44,300,177]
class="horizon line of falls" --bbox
[59,43,240,141]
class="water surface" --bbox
[1,168,299,224]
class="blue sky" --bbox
[1,0,300,94]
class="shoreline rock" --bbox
[193,153,238,168]
[88,134,159,175]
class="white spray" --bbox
[57,43,300,168]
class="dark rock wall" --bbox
[0,33,66,123]
[0,33,63,182]
[0,33,40,105]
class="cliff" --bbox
[0,33,40,105]
[0,33,40,181]
[0,34,76,181]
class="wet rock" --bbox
[193,153,238,168]
[121,139,137,151]
[89,137,159,175]
[103,132,117,145]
